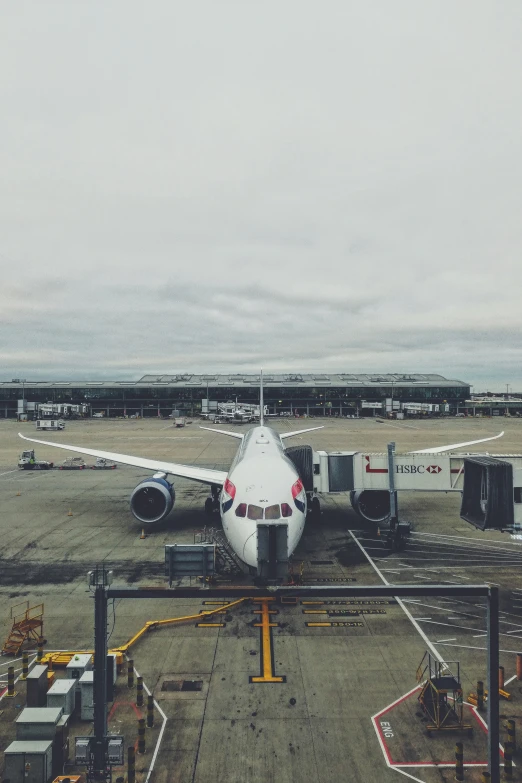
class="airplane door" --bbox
[257,524,288,580]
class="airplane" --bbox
[18,374,324,578]
[208,401,268,424]
[17,374,505,579]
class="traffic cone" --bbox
[140,529,146,540]
[67,509,73,517]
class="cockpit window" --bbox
[236,504,292,520]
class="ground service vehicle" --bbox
[18,450,53,470]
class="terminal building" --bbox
[1,373,470,419]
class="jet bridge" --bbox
[303,446,522,536]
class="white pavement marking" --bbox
[0,469,17,477]
[371,685,426,783]
[393,767,424,782]
[435,638,457,643]
[134,664,168,783]
[0,656,23,668]
[433,643,522,654]
[349,531,445,664]
[412,531,522,552]
[505,674,518,686]
[414,618,520,640]
[374,563,518,570]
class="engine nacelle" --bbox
[130,477,175,525]
[350,490,395,524]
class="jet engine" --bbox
[350,490,395,524]
[130,477,175,524]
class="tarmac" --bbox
[1,415,522,782]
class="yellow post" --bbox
[21,650,29,679]
[6,666,15,697]
[477,680,484,711]
[136,675,144,707]
[138,718,146,754]
[455,741,464,782]
[127,746,136,783]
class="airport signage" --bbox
[355,454,456,491]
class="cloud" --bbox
[1,1,522,389]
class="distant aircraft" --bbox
[18,374,505,577]
[204,401,268,424]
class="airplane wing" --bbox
[18,433,227,486]
[199,427,244,440]
[280,426,324,440]
[408,431,504,455]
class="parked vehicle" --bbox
[60,457,86,470]
[91,458,117,470]
[36,419,65,430]
[18,449,53,470]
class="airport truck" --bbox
[36,419,65,431]
[18,449,53,470]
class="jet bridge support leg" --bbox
[383,442,410,551]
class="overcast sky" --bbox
[1,2,521,390]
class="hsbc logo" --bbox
[395,464,443,475]
[365,456,443,476]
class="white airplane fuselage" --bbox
[220,425,306,568]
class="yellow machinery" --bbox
[2,602,44,655]
[39,597,250,668]
[416,652,473,735]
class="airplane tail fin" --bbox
[260,370,264,426]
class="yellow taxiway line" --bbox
[250,599,285,684]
